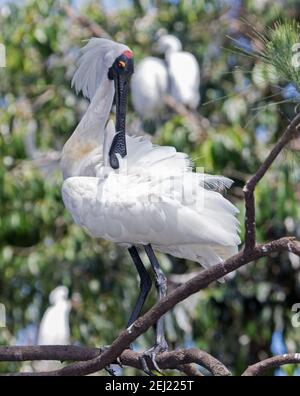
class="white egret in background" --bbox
[34,286,71,372]
[61,38,240,374]
[38,286,71,346]
[131,34,201,119]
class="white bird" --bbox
[61,38,240,373]
[34,286,71,372]
[131,34,201,119]
[37,286,71,346]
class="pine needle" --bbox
[233,19,300,91]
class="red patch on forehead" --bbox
[123,50,133,59]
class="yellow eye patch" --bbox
[118,61,126,68]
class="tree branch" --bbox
[177,364,204,376]
[0,345,100,362]
[242,353,300,376]
[243,112,300,251]
[0,346,230,376]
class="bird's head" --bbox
[49,286,69,305]
[72,38,134,133]
[108,50,134,79]
[153,34,182,54]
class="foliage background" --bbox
[1,0,300,375]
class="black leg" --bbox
[140,244,168,375]
[127,246,152,327]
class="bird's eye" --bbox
[118,61,126,68]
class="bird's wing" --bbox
[167,51,201,108]
[62,170,240,249]
[130,57,168,118]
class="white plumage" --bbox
[131,34,201,119]
[61,38,240,273]
[37,286,71,346]
[167,50,200,109]
[131,57,168,119]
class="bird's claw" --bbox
[139,343,168,376]
[105,365,117,376]
[100,346,123,375]
[116,356,123,368]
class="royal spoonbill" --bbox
[61,38,240,374]
[131,34,201,120]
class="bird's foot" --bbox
[139,340,168,376]
[100,346,123,376]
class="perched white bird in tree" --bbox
[131,34,201,119]
[34,286,71,372]
[61,38,240,373]
[37,286,71,346]
[131,56,168,120]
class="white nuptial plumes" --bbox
[131,34,201,119]
[71,38,129,100]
